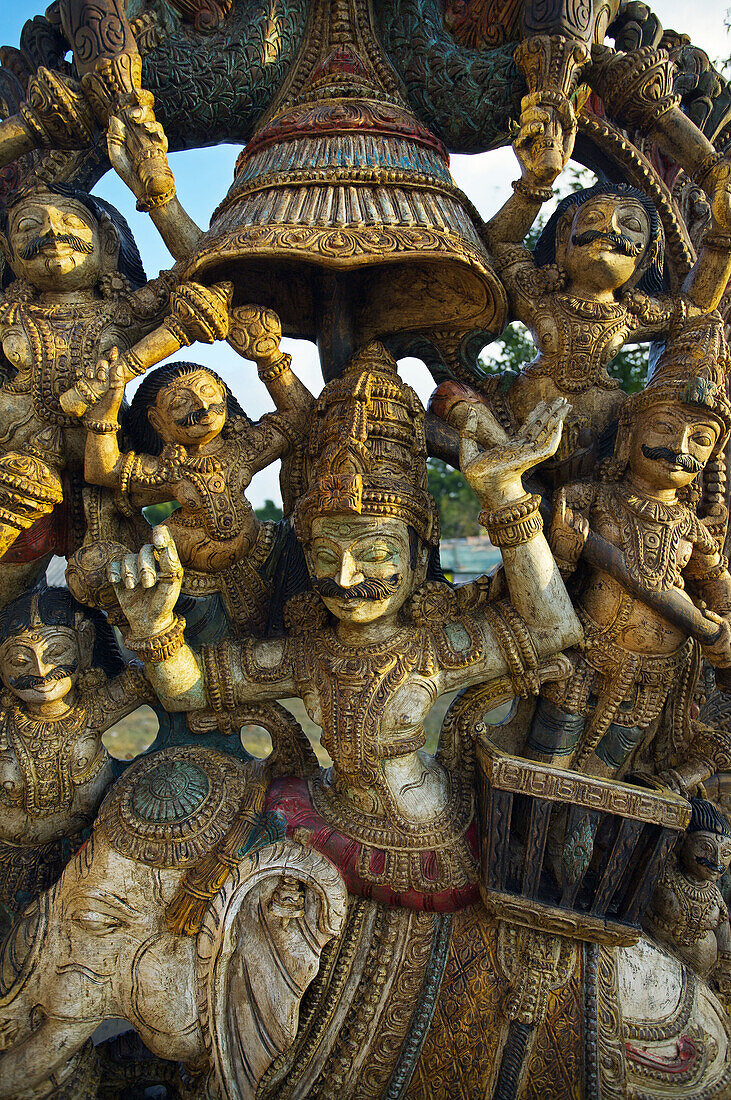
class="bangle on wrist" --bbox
[512,178,554,204]
[126,616,186,663]
[136,186,176,213]
[480,493,543,548]
[84,417,119,434]
[258,351,291,384]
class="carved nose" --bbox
[337,552,363,588]
[33,656,54,677]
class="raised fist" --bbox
[514,92,577,188]
[228,305,284,367]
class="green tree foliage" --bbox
[426,459,482,538]
[255,499,283,522]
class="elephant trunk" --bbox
[0,1017,100,1097]
[0,892,104,1096]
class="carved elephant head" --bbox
[0,746,347,1100]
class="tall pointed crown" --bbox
[634,312,731,439]
[179,0,506,352]
[294,341,439,544]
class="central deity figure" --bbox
[105,341,581,905]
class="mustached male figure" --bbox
[525,314,731,791]
[432,167,731,491]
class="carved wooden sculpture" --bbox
[1,0,731,1097]
[65,307,314,634]
[0,585,151,918]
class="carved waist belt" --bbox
[580,608,693,684]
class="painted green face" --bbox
[148,370,227,448]
[307,515,423,625]
[0,627,80,706]
[7,195,102,293]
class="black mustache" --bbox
[571,229,644,257]
[641,444,704,473]
[18,233,94,260]
[10,662,77,691]
[313,575,401,601]
[176,401,226,427]
[695,854,726,874]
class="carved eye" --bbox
[361,546,393,564]
[71,911,125,934]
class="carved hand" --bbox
[108,526,184,640]
[514,92,577,188]
[72,348,127,422]
[107,105,173,204]
[702,610,731,669]
[460,397,570,506]
[228,305,284,366]
[549,493,589,573]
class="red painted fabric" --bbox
[266,775,480,912]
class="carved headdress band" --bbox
[634,313,731,433]
[294,341,440,545]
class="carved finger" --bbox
[107,115,126,147]
[557,99,576,132]
[519,106,550,131]
[153,524,183,580]
[459,409,481,471]
[110,358,126,389]
[520,92,543,112]
[138,543,158,588]
[520,400,550,437]
[107,558,122,587]
[473,405,508,447]
[122,553,139,590]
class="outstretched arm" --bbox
[227,306,314,422]
[76,349,128,488]
[107,111,202,262]
[681,165,731,313]
[75,350,170,505]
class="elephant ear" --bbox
[195,839,347,1100]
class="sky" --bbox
[1,1,730,505]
